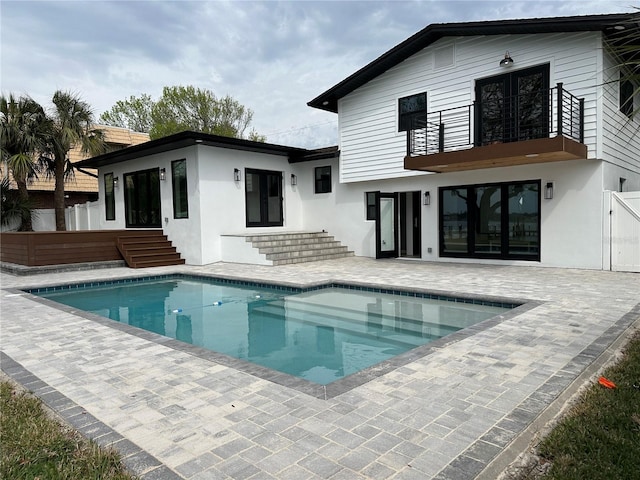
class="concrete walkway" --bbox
[1,258,638,479]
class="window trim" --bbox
[104,172,115,221]
[620,70,635,118]
[314,166,332,194]
[439,180,541,261]
[171,159,189,219]
[365,191,377,220]
[398,92,427,132]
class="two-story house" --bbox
[74,12,639,270]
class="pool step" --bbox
[117,232,185,268]
[246,232,354,265]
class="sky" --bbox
[1,0,637,149]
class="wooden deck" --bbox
[0,230,163,267]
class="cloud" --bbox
[1,0,636,148]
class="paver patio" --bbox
[1,258,638,479]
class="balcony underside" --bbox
[404,136,587,173]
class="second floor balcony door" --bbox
[475,64,549,146]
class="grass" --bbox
[0,380,136,480]
[529,330,640,479]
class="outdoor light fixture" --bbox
[544,182,554,200]
[424,191,431,205]
[234,168,241,182]
[291,174,297,186]
[499,51,514,67]
[113,176,119,188]
[160,168,166,181]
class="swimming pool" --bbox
[32,275,514,385]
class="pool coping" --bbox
[18,272,531,400]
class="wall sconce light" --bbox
[544,182,554,199]
[499,51,514,67]
[113,176,119,188]
[160,168,166,181]
[234,168,241,182]
[291,174,297,186]
[424,191,431,205]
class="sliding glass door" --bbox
[440,180,540,260]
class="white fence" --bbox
[605,191,640,273]
[1,201,100,232]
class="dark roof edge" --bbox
[75,130,318,168]
[308,12,637,113]
[290,146,339,163]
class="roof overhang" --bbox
[308,13,638,113]
[75,130,337,168]
[404,136,588,173]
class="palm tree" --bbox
[41,91,106,230]
[0,94,49,231]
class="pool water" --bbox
[36,278,510,385]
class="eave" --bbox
[404,136,588,173]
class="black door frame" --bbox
[245,168,283,227]
[375,192,399,259]
[124,167,162,228]
[475,63,550,146]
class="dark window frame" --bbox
[104,172,115,221]
[620,70,635,118]
[245,168,283,228]
[439,180,541,261]
[171,159,188,219]
[365,191,377,220]
[398,92,427,132]
[314,166,332,194]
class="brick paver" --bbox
[1,258,638,479]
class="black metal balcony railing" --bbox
[407,83,584,157]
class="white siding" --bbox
[600,46,640,175]
[338,32,603,183]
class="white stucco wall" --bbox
[95,144,301,265]
[300,159,607,269]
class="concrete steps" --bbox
[117,232,185,268]
[246,232,354,265]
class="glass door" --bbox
[475,64,549,145]
[375,192,398,258]
[245,169,283,227]
[124,168,161,228]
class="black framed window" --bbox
[171,159,188,219]
[366,192,377,220]
[398,92,427,132]
[314,166,331,194]
[104,173,115,221]
[620,71,635,118]
[440,180,540,261]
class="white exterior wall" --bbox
[338,31,603,183]
[95,145,300,265]
[600,44,640,188]
[301,159,606,269]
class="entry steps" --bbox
[245,232,354,265]
[116,231,185,268]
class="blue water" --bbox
[36,278,509,385]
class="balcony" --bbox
[404,83,587,173]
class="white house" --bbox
[76,12,640,270]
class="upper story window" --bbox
[620,71,636,118]
[398,92,427,132]
[315,166,331,194]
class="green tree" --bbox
[41,91,106,231]
[99,93,154,133]
[0,94,49,231]
[100,86,266,141]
